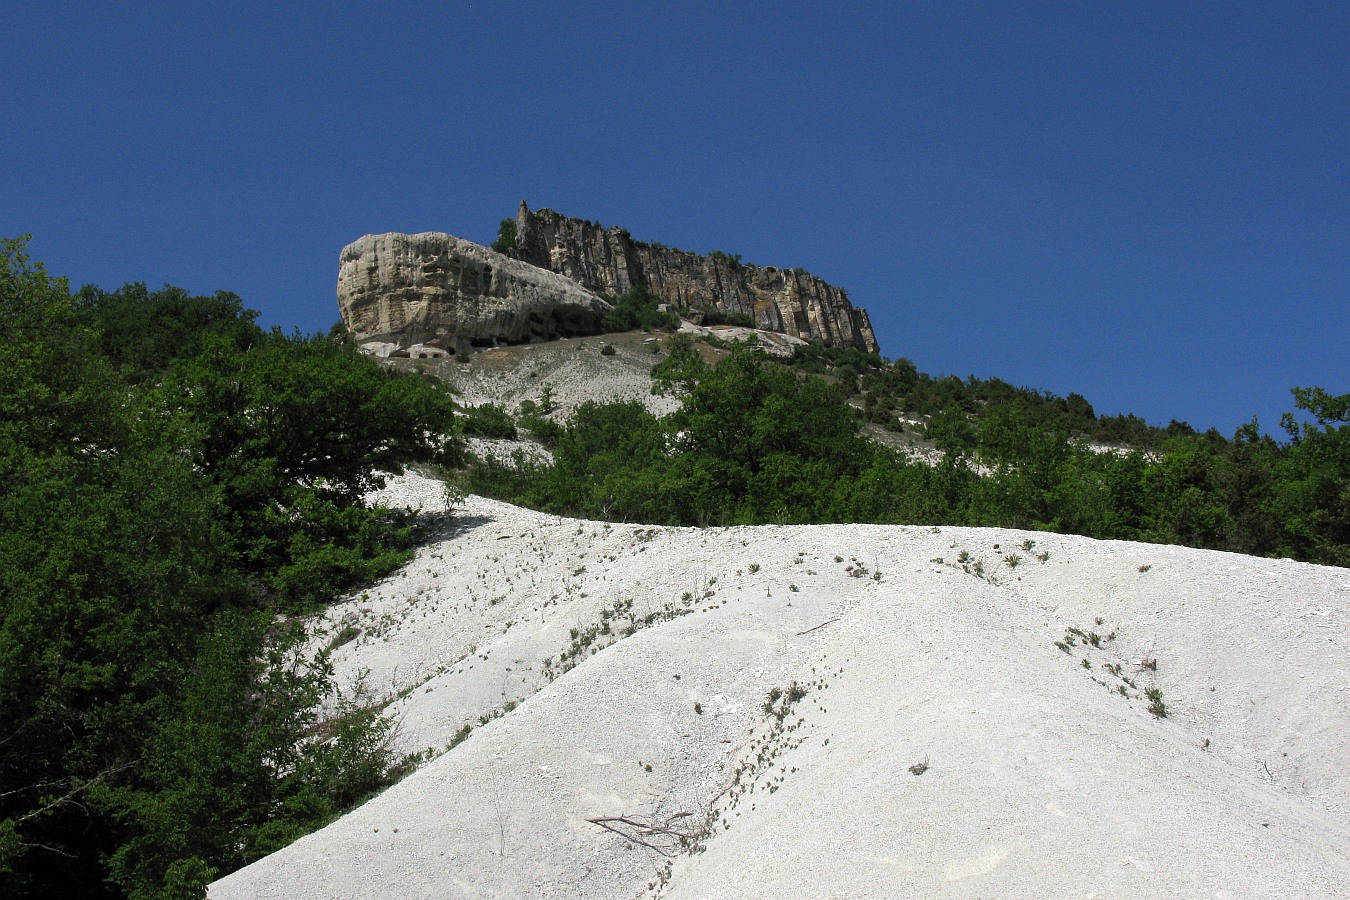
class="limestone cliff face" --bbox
[337,232,608,355]
[512,203,879,353]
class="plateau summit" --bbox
[336,204,879,357]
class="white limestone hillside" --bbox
[434,333,680,420]
[402,330,943,466]
[401,325,820,419]
[211,472,1350,899]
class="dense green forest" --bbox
[790,342,1197,449]
[0,239,457,898]
[465,336,1348,566]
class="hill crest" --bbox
[210,472,1350,899]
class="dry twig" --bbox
[796,618,840,636]
[587,812,696,857]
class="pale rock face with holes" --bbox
[511,202,881,353]
[337,232,610,356]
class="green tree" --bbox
[661,347,871,523]
[1273,388,1350,565]
[650,334,708,396]
[460,402,518,440]
[0,239,241,895]
[544,401,669,520]
[1,240,453,896]
[1139,436,1233,549]
[149,330,456,605]
[77,283,259,382]
[599,286,679,334]
[491,219,517,253]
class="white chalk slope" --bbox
[212,473,1350,899]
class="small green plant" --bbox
[538,384,556,414]
[600,344,617,356]
[1003,554,1021,568]
[1146,688,1167,718]
[1036,550,1050,562]
[448,723,473,749]
[748,563,760,574]
[762,682,808,720]
[326,623,361,650]
[1138,564,1152,573]
[1021,539,1036,551]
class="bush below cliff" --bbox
[599,285,679,334]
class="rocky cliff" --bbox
[337,232,609,355]
[511,203,879,353]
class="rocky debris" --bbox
[676,321,806,357]
[337,232,610,355]
[511,202,880,353]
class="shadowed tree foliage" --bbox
[146,329,456,606]
[599,285,680,334]
[1274,388,1350,565]
[491,218,517,253]
[1,238,457,898]
[76,283,260,382]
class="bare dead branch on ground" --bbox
[796,618,840,636]
[587,812,696,857]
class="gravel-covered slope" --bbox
[211,472,1350,899]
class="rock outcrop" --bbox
[337,233,609,356]
[511,203,879,353]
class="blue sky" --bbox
[4,2,1345,435]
